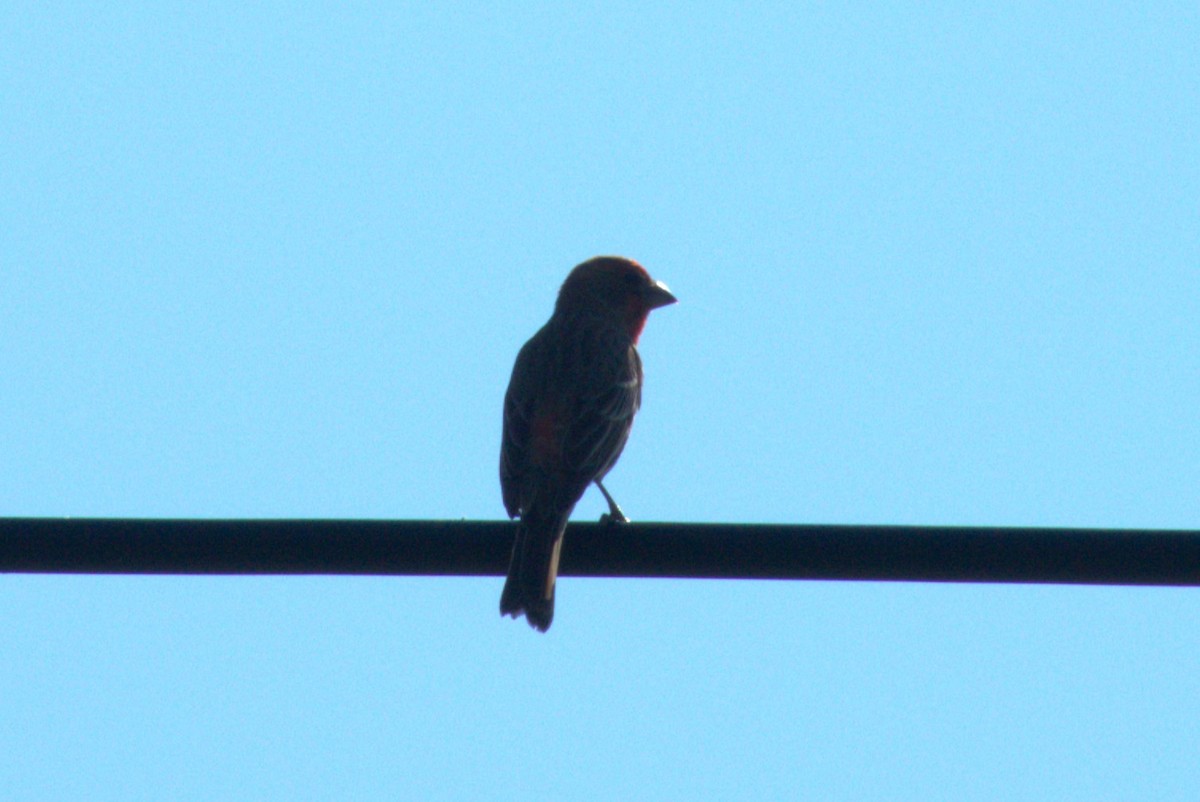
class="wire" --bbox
[2,518,1198,586]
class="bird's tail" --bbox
[500,506,571,632]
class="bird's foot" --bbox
[595,480,629,525]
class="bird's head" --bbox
[555,256,677,342]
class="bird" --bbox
[499,256,676,631]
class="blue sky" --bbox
[2,3,1198,799]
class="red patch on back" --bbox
[530,410,562,467]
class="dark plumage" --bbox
[499,256,676,631]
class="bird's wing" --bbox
[502,321,643,518]
[500,331,547,518]
[564,330,643,484]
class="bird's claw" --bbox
[595,479,629,525]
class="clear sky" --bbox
[2,3,1198,799]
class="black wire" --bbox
[2,518,1198,586]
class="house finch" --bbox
[499,256,676,631]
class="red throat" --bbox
[624,298,651,343]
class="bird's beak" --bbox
[643,279,677,309]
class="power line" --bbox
[1,518,1198,586]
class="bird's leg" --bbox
[595,480,629,524]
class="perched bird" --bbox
[499,256,676,631]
